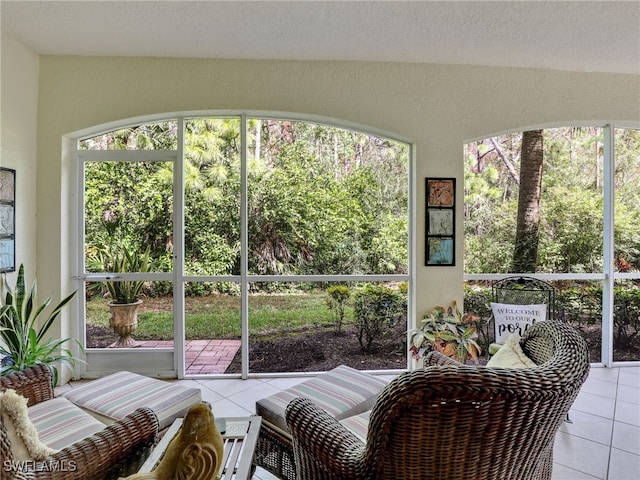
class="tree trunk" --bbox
[513,130,543,273]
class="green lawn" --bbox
[86,292,342,340]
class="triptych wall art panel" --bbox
[0,168,16,273]
[425,178,455,266]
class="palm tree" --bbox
[513,129,543,272]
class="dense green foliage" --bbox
[83,119,409,296]
[612,284,640,348]
[465,128,640,273]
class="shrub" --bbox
[324,285,351,333]
[353,284,402,352]
[613,284,640,348]
[463,284,493,351]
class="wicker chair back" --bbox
[286,321,590,480]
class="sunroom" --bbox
[1,2,639,479]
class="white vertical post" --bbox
[408,142,417,370]
[174,117,186,378]
[602,125,615,367]
[73,142,87,378]
[241,115,249,379]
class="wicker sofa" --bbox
[284,321,590,480]
[1,365,157,480]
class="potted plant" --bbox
[410,300,481,364]
[0,264,84,386]
[95,244,152,348]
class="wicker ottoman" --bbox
[61,371,202,430]
[254,365,389,480]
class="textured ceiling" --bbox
[2,1,639,74]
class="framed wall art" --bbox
[425,177,455,266]
[0,168,16,273]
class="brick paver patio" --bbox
[138,339,241,375]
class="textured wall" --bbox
[31,55,640,358]
[0,34,39,283]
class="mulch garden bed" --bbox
[86,321,636,372]
[86,323,409,372]
[226,323,408,373]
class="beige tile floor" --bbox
[195,367,640,480]
[59,366,640,479]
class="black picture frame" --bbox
[425,177,455,266]
[0,167,16,273]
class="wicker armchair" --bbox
[285,321,590,480]
[1,364,159,480]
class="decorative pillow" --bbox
[0,389,57,461]
[487,335,537,368]
[491,302,546,344]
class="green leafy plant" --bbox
[0,264,83,385]
[353,284,403,352]
[92,244,152,304]
[324,285,351,333]
[410,301,481,364]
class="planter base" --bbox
[109,336,141,348]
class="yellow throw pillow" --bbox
[0,389,57,461]
[486,335,537,368]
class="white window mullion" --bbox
[240,115,249,379]
[174,117,186,378]
[408,142,417,370]
[602,124,615,367]
[72,140,88,377]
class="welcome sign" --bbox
[490,302,547,344]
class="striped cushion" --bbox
[256,365,388,433]
[340,410,371,443]
[61,371,201,430]
[28,397,105,450]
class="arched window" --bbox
[464,126,640,365]
[75,114,413,378]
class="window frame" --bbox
[463,123,640,367]
[73,111,416,378]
